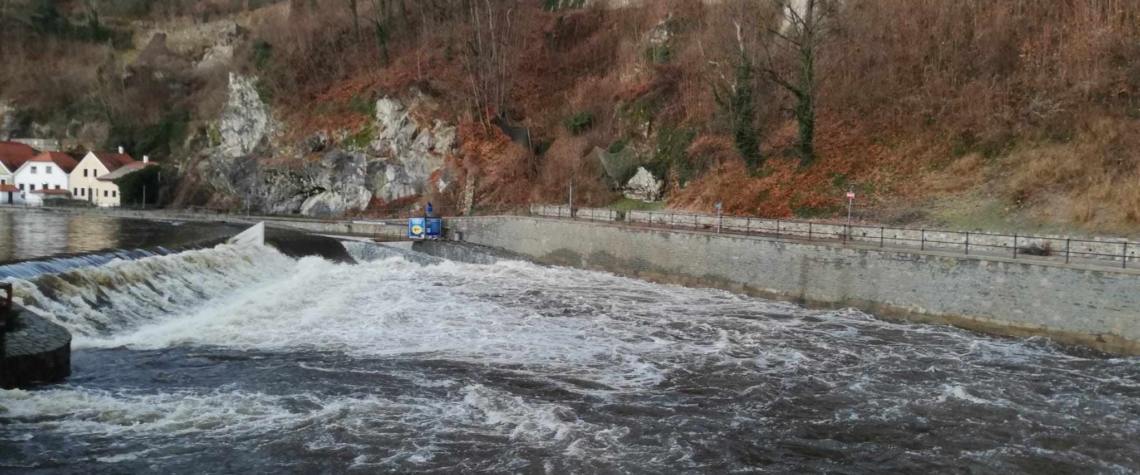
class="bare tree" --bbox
[762,0,841,167]
[462,0,522,126]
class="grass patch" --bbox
[608,197,665,211]
[344,124,376,150]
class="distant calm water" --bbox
[0,210,241,262]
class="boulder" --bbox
[623,167,664,201]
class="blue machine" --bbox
[408,216,443,240]
[408,217,427,240]
[426,218,442,239]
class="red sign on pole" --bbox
[846,192,855,200]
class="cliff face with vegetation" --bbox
[2,0,1138,232]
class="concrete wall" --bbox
[449,216,1140,355]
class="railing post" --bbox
[746,217,751,236]
[777,219,781,238]
[1013,234,1018,259]
[843,224,848,244]
[921,229,925,251]
[965,232,970,255]
[809,222,813,241]
[1065,238,1071,264]
[880,227,884,248]
[1124,242,1129,269]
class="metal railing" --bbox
[533,206,1138,270]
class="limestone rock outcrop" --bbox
[623,167,664,201]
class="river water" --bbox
[1,213,1139,474]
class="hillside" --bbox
[2,0,1138,234]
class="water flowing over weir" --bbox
[2,241,1139,474]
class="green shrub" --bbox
[114,165,174,207]
[649,127,697,186]
[104,111,189,160]
[349,94,376,117]
[607,139,628,154]
[644,45,672,64]
[534,139,553,156]
[563,112,596,135]
[344,124,376,150]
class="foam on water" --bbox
[2,242,1139,473]
[3,244,295,340]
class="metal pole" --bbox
[568,180,574,219]
[1065,238,1071,264]
[1013,234,1018,259]
[846,183,854,241]
[880,227,884,248]
[746,217,751,236]
[1124,242,1129,269]
[965,232,970,255]
[776,219,781,238]
[921,229,925,251]
[809,222,813,241]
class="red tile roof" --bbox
[30,188,72,195]
[0,142,37,173]
[92,152,137,172]
[28,152,79,174]
[0,184,18,193]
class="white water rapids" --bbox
[2,243,1138,474]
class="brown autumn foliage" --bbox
[3,0,1139,229]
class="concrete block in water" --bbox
[1,308,71,389]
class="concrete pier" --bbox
[1,306,71,389]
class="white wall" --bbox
[13,162,70,205]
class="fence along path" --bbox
[530,205,1140,270]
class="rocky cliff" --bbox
[195,76,457,217]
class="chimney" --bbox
[118,146,124,154]
[143,155,149,164]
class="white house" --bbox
[12,152,78,205]
[72,148,152,207]
[0,141,37,205]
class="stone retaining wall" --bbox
[448,216,1140,355]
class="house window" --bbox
[55,185,60,190]
[46,166,53,174]
[112,191,117,198]
[103,190,108,197]
[29,184,34,191]
[30,166,37,174]
[1,179,5,185]
[84,170,89,177]
[19,184,24,191]
[93,170,98,177]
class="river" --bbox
[1,212,1138,474]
